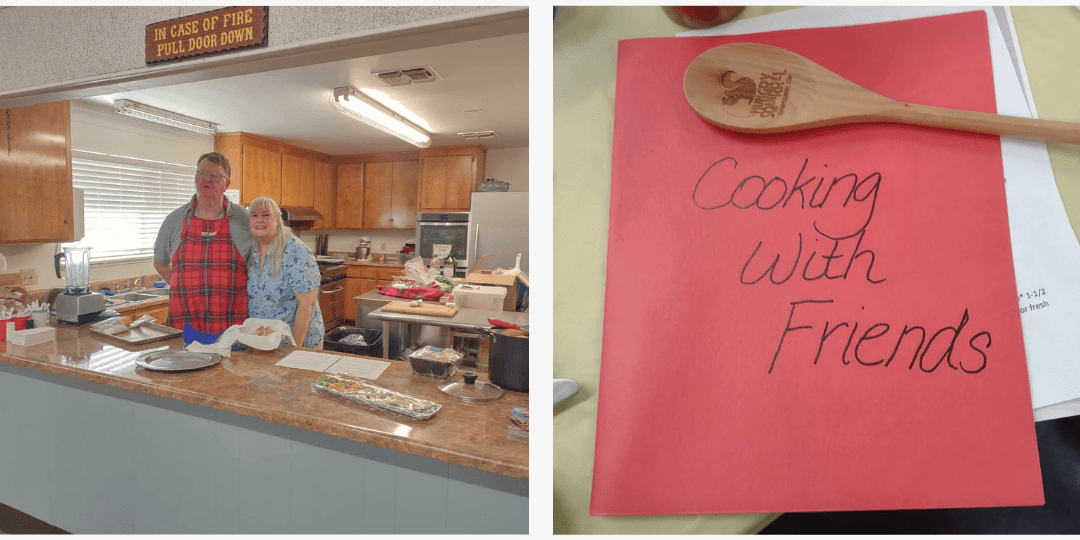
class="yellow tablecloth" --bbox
[553,6,1080,534]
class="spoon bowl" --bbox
[684,42,1080,143]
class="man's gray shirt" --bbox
[154,197,254,266]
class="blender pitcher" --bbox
[55,246,92,294]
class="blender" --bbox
[54,247,105,324]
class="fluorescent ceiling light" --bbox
[358,88,433,132]
[329,86,432,148]
[114,99,216,135]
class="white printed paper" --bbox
[276,350,341,372]
[432,244,451,258]
[326,356,391,380]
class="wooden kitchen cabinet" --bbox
[335,163,364,229]
[417,146,484,212]
[360,278,377,295]
[312,161,335,230]
[391,160,419,229]
[115,301,169,325]
[362,161,417,230]
[216,132,333,208]
[281,154,314,208]
[376,266,405,287]
[242,144,282,205]
[362,162,392,228]
[343,278,364,323]
[0,101,75,244]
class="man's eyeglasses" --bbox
[195,170,227,181]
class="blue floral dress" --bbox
[247,236,324,347]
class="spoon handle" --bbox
[882,102,1080,144]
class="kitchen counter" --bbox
[0,320,528,533]
[0,320,527,479]
[342,259,407,268]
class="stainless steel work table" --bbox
[367,305,529,359]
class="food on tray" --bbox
[313,373,441,420]
[254,325,273,336]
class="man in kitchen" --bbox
[153,152,254,333]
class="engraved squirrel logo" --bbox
[720,70,756,106]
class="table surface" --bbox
[553,6,1080,535]
[0,320,529,479]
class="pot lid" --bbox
[437,372,504,402]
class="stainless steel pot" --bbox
[479,328,528,392]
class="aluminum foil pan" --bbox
[313,373,441,420]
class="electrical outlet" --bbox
[20,269,38,286]
[381,243,386,250]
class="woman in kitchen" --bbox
[247,196,325,348]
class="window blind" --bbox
[65,150,196,264]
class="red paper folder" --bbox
[591,11,1043,516]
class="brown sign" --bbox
[146,6,268,65]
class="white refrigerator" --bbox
[467,192,529,274]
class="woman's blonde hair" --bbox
[248,196,295,277]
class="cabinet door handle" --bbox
[322,287,344,294]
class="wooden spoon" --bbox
[683,42,1080,144]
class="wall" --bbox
[0,6,499,96]
[484,147,529,192]
[296,230,416,259]
[0,99,213,290]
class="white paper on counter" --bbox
[682,7,1080,421]
[326,356,391,380]
[277,350,341,372]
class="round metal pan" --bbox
[135,350,222,372]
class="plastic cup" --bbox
[31,310,50,328]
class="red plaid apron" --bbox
[166,199,247,333]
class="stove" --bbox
[317,262,347,284]
[316,262,348,330]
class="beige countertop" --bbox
[343,260,406,268]
[554,5,1080,535]
[0,320,528,479]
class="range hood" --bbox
[280,206,323,222]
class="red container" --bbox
[0,316,25,341]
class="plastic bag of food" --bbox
[408,345,464,379]
[403,256,441,286]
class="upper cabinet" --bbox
[312,161,335,231]
[215,132,332,208]
[418,146,485,212]
[0,101,75,244]
[362,160,418,230]
[335,163,364,229]
[242,144,282,205]
[213,135,486,232]
[281,154,314,207]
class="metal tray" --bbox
[135,350,222,372]
[92,322,182,345]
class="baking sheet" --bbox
[91,322,182,345]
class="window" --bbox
[64,150,195,263]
